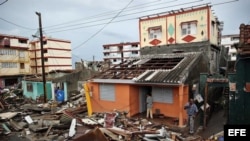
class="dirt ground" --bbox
[196,109,226,139]
[132,109,226,140]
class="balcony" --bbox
[103,49,111,53]
[19,57,26,62]
[19,69,27,74]
[0,38,10,47]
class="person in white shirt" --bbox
[146,93,153,119]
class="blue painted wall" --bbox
[22,81,68,102]
[22,81,53,100]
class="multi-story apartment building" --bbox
[221,34,239,61]
[29,36,73,74]
[103,42,140,65]
[139,4,223,74]
[0,34,30,87]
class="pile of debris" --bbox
[0,89,207,141]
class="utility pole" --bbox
[36,12,47,103]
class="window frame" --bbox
[19,51,25,58]
[181,21,197,36]
[20,63,25,69]
[152,87,173,104]
[27,83,33,92]
[99,84,115,101]
[148,26,162,39]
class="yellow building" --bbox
[29,37,73,74]
[0,34,30,87]
[139,5,221,47]
[139,4,223,74]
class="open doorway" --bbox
[139,86,152,113]
[5,78,18,87]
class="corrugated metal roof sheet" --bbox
[133,58,151,65]
[92,52,202,84]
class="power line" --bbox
[45,0,210,61]
[45,0,202,33]
[46,0,136,61]
[44,0,186,32]
[212,0,239,6]
[46,18,136,34]
[45,0,239,33]
[44,0,205,62]
[0,17,36,30]
[0,0,240,62]
[1,0,239,34]
[43,0,177,29]
[68,0,240,61]
[0,0,8,5]
[72,0,135,51]
[0,0,195,33]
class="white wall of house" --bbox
[103,42,140,66]
[29,37,73,74]
[221,34,239,61]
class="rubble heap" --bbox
[0,88,219,141]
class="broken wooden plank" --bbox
[106,127,132,140]
[99,128,120,141]
[0,112,19,120]
[9,119,23,131]
[29,124,48,132]
[44,125,53,137]
[99,127,120,140]
[0,101,5,109]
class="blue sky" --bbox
[0,0,249,63]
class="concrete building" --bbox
[0,34,30,87]
[139,5,221,47]
[29,36,73,74]
[103,42,140,66]
[139,4,223,74]
[86,4,224,127]
[221,34,239,61]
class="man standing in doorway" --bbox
[146,93,153,119]
[184,98,198,134]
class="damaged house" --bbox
[86,4,225,127]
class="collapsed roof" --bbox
[91,52,208,85]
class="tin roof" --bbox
[92,52,202,84]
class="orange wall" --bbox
[89,82,189,121]
[129,85,140,116]
[183,85,189,119]
[89,82,140,117]
[151,86,189,120]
